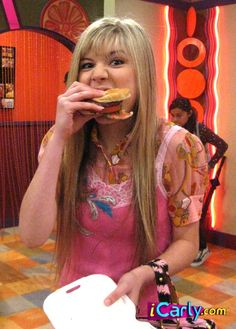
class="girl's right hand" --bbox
[54,81,105,141]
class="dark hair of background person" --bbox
[169,97,197,133]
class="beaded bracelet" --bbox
[147,258,178,303]
[147,258,169,274]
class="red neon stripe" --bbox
[2,0,20,30]
[206,7,216,228]
[161,6,176,119]
[210,6,220,228]
[167,6,177,116]
[206,7,220,228]
[164,6,170,119]
[206,8,216,130]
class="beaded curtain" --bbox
[0,0,89,227]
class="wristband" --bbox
[147,258,169,277]
[147,259,168,286]
[147,258,178,304]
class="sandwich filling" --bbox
[92,88,133,119]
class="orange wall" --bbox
[0,30,72,121]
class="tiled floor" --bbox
[0,227,236,329]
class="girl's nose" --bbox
[91,63,108,82]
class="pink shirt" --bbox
[53,123,208,317]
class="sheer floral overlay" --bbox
[38,121,208,227]
[38,125,55,163]
[90,126,132,184]
[159,125,209,227]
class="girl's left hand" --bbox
[104,265,154,306]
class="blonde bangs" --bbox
[79,28,129,59]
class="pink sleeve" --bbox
[163,129,209,227]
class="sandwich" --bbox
[91,88,133,120]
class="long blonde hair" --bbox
[56,17,158,276]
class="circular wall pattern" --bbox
[177,69,206,99]
[40,0,89,43]
[190,99,204,122]
[177,37,206,68]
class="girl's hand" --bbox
[54,81,105,141]
[104,265,154,307]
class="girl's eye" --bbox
[80,62,94,70]
[110,59,125,66]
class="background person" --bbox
[169,97,228,267]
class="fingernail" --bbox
[104,298,111,306]
[97,90,105,96]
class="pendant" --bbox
[111,154,120,165]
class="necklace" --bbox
[91,126,131,183]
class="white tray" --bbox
[43,274,155,329]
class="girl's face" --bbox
[170,108,191,127]
[78,46,137,124]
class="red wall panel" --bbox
[0,30,72,121]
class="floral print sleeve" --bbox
[163,129,208,227]
[37,125,55,162]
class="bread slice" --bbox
[93,88,131,103]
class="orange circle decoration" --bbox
[190,99,204,122]
[177,38,206,68]
[177,69,206,99]
[187,7,196,37]
[40,0,89,43]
